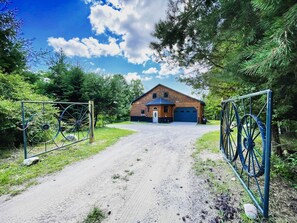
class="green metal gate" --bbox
[21,101,94,159]
[220,90,272,218]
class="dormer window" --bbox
[152,93,157,99]
[164,92,168,98]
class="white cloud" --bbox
[93,67,106,74]
[88,0,168,64]
[142,67,158,74]
[125,72,152,83]
[156,63,182,79]
[47,37,121,58]
[142,76,153,81]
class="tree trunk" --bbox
[271,123,283,157]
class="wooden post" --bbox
[89,100,95,143]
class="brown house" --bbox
[130,84,205,123]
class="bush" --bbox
[271,153,297,188]
[0,73,51,147]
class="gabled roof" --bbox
[131,84,206,106]
[146,98,175,106]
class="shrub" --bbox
[0,73,51,147]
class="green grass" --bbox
[83,207,106,223]
[111,121,133,125]
[195,130,220,154]
[193,131,257,220]
[194,130,297,222]
[206,119,220,125]
[0,127,134,196]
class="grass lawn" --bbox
[206,119,220,125]
[0,127,134,196]
[110,120,133,125]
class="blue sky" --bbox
[13,0,201,98]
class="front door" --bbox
[153,111,158,123]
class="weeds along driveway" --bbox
[0,123,219,223]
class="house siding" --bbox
[130,85,205,123]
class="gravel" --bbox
[0,122,219,223]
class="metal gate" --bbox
[21,101,94,159]
[220,90,272,218]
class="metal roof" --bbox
[146,98,175,106]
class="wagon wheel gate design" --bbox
[21,101,94,159]
[220,90,272,218]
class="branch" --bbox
[206,56,224,69]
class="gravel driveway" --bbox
[0,123,219,223]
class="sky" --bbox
[12,0,202,98]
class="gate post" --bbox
[263,90,273,218]
[21,101,28,159]
[89,100,95,143]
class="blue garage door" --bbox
[174,107,197,122]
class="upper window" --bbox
[141,109,145,114]
[164,106,168,113]
[152,93,157,99]
[164,92,168,98]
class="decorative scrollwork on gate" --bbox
[220,90,272,218]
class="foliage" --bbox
[33,50,145,128]
[0,127,134,195]
[0,73,50,146]
[129,79,144,100]
[42,50,69,99]
[271,153,297,188]
[61,65,85,102]
[151,0,297,155]
[0,0,27,73]
[203,93,221,120]
[83,207,106,223]
[82,72,144,123]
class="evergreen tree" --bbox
[151,0,297,156]
[0,0,26,73]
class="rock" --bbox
[64,134,77,142]
[23,157,39,166]
[244,203,258,219]
[231,177,236,181]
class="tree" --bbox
[82,72,110,124]
[151,0,297,156]
[61,65,85,102]
[43,50,69,100]
[107,74,131,120]
[129,79,144,101]
[0,0,26,73]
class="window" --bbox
[164,92,168,98]
[141,110,145,116]
[164,106,168,113]
[152,93,157,99]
